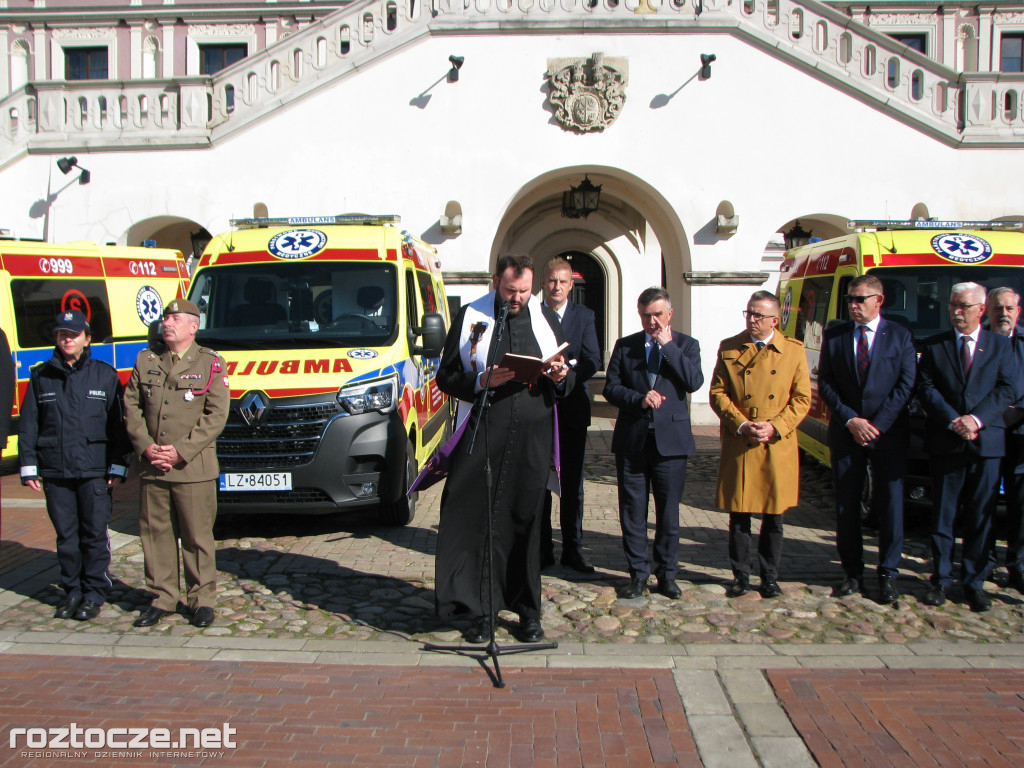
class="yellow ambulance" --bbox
[777,220,1024,512]
[187,214,450,525]
[1,237,188,468]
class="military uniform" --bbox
[124,318,229,614]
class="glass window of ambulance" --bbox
[857,267,1024,339]
[793,276,833,350]
[9,279,112,348]
[189,262,399,348]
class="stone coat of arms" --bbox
[546,52,628,133]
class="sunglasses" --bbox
[844,294,881,304]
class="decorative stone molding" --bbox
[868,13,937,25]
[442,272,491,285]
[51,27,110,40]
[684,271,771,286]
[188,24,256,37]
[993,12,1024,24]
[546,52,627,133]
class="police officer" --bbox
[19,310,130,621]
[124,299,229,628]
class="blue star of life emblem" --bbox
[931,233,993,264]
[268,229,328,260]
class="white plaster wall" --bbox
[3,29,1024,420]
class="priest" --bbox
[435,254,572,644]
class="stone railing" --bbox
[1,0,1023,165]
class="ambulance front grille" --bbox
[218,399,340,468]
[218,488,333,506]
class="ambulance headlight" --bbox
[337,375,399,415]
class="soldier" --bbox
[124,299,230,628]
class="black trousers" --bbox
[44,477,113,604]
[728,512,784,579]
[541,415,588,561]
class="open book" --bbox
[499,341,570,384]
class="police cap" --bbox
[54,309,90,334]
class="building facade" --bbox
[2,0,1023,422]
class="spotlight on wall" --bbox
[448,55,465,83]
[57,156,91,185]
[699,53,716,80]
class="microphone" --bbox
[497,299,510,327]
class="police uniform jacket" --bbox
[19,346,129,480]
[124,342,230,483]
[709,330,812,515]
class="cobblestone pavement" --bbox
[2,418,1022,648]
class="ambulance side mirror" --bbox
[411,312,446,357]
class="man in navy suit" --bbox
[818,275,917,604]
[604,287,703,599]
[917,282,1017,612]
[540,258,603,573]
[985,287,1024,594]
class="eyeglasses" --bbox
[948,302,984,312]
[742,311,777,322]
[844,294,881,304]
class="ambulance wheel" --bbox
[380,438,417,526]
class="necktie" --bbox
[647,342,661,388]
[960,336,973,376]
[857,325,870,381]
[755,341,765,352]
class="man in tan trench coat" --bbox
[710,290,811,599]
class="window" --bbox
[1002,33,1024,72]
[199,44,247,75]
[887,33,926,89]
[65,47,108,81]
[11,279,113,349]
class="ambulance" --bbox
[187,214,450,525]
[776,219,1024,516]
[0,236,189,469]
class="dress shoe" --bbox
[191,606,215,628]
[836,576,861,597]
[921,584,947,607]
[54,593,83,620]
[760,576,782,598]
[463,616,489,644]
[1008,570,1024,594]
[619,577,647,599]
[73,600,101,621]
[133,606,172,628]
[965,587,992,613]
[656,578,682,599]
[727,575,752,598]
[877,575,899,605]
[560,552,596,574]
[518,617,545,643]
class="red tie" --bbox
[960,337,973,376]
[857,325,870,381]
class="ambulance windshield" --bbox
[188,261,398,348]
[842,266,1024,338]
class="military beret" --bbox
[164,299,201,318]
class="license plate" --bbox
[219,472,292,491]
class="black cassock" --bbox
[434,298,570,620]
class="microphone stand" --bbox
[423,299,557,688]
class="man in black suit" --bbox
[917,282,1017,612]
[985,287,1024,594]
[540,258,603,574]
[604,287,703,599]
[818,275,917,604]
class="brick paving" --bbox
[769,668,1024,768]
[0,655,698,768]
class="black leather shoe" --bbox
[463,616,489,644]
[921,584,947,607]
[518,617,544,643]
[1008,570,1024,594]
[727,575,752,598]
[965,587,992,613]
[760,576,782,598]
[656,578,682,599]
[619,577,647,599]
[191,606,215,627]
[73,600,101,621]
[54,593,83,620]
[560,552,596,574]
[877,575,899,605]
[133,606,172,628]
[836,576,861,597]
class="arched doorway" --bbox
[558,250,606,354]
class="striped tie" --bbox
[857,325,870,381]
